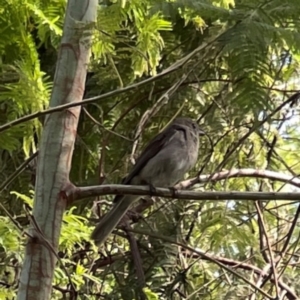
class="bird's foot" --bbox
[169,186,179,198]
[119,209,141,227]
[127,209,141,223]
[149,183,157,197]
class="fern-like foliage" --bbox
[1,0,300,299]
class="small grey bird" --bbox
[91,117,204,245]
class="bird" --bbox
[91,117,205,246]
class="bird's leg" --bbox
[148,183,157,197]
[169,186,179,198]
[126,209,141,223]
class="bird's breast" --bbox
[139,145,196,187]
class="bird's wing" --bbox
[123,123,187,184]
[113,124,187,203]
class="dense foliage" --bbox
[1,0,300,299]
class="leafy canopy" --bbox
[0,0,300,299]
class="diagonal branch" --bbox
[0,29,225,134]
[177,168,300,189]
[129,229,274,299]
[255,202,280,297]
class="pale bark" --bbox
[17,1,97,299]
[75,167,300,201]
[76,185,300,201]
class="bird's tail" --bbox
[91,196,133,246]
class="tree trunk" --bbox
[17,1,97,299]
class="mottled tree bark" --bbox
[17,1,97,299]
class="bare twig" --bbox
[210,92,300,176]
[0,151,39,191]
[130,70,195,164]
[0,30,223,134]
[128,229,274,299]
[255,202,280,297]
[124,221,146,298]
[176,168,300,190]
[83,107,132,141]
[75,185,300,201]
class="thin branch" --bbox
[74,167,300,202]
[210,92,300,175]
[255,202,280,297]
[130,68,197,164]
[280,203,300,255]
[276,204,300,281]
[128,229,274,299]
[74,185,300,201]
[177,168,300,189]
[0,151,39,191]
[91,239,298,300]
[124,221,146,299]
[0,30,224,134]
[82,107,132,141]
